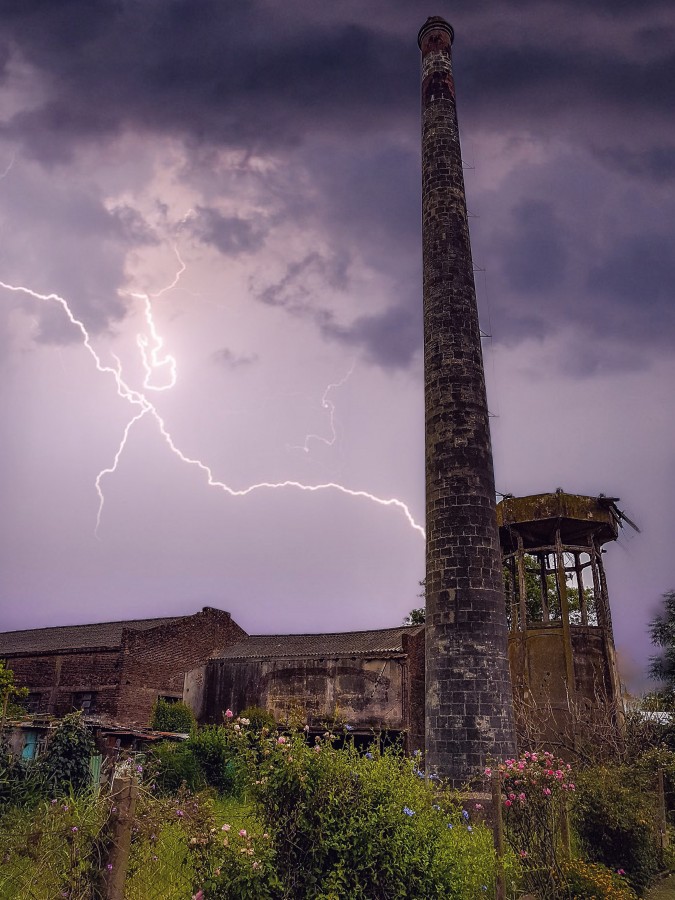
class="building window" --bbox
[72,692,97,714]
[25,693,47,714]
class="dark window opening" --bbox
[25,693,47,714]
[72,691,97,713]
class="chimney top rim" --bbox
[418,16,454,49]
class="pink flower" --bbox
[277,736,287,744]
[617,869,626,876]
[519,850,528,858]
[192,892,204,900]
[225,709,233,718]
[239,829,247,837]
[221,824,231,832]
[543,788,552,796]
[504,799,512,807]
[508,793,516,800]
[519,793,526,801]
[484,767,492,777]
[569,783,575,791]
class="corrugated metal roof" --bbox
[0,616,184,655]
[216,625,424,661]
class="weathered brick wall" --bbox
[6,649,121,719]
[418,17,516,783]
[117,607,247,725]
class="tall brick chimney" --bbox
[418,17,516,783]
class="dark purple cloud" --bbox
[189,207,267,256]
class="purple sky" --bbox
[0,1,674,692]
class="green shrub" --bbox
[188,726,244,796]
[38,712,95,795]
[0,740,46,812]
[239,706,277,732]
[243,732,508,899]
[149,698,196,734]
[573,766,660,895]
[150,741,203,794]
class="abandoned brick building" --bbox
[0,606,245,726]
[183,490,623,753]
[1,491,623,748]
[184,625,425,751]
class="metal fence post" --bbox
[104,775,138,900]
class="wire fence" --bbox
[0,769,671,899]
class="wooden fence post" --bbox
[560,798,572,861]
[103,775,138,900]
[657,768,669,860]
[492,772,506,900]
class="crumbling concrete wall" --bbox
[188,655,409,732]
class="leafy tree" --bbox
[150,697,196,733]
[649,589,675,687]
[503,553,587,626]
[403,607,425,625]
[403,580,426,625]
[0,660,28,736]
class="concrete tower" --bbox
[419,17,516,783]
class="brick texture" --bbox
[4,607,246,726]
[418,17,516,783]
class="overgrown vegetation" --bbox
[149,697,196,733]
[1,703,673,898]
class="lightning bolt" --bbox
[126,247,184,392]
[291,362,356,454]
[0,155,15,181]
[1,266,425,540]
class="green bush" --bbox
[149,698,196,734]
[241,732,508,899]
[239,706,277,732]
[573,766,660,895]
[38,712,95,795]
[150,741,203,794]
[0,739,45,812]
[188,726,244,797]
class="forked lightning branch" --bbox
[0,263,425,539]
